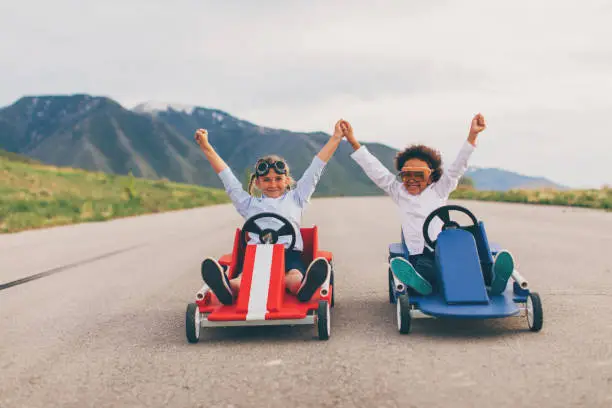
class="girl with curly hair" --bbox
[342,114,514,296]
[193,121,345,305]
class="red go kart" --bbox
[186,213,335,343]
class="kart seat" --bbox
[215,226,332,315]
[219,226,330,275]
[459,222,495,285]
[300,226,332,265]
[435,228,489,304]
[388,221,496,286]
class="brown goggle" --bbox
[398,167,432,182]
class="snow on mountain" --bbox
[132,101,196,115]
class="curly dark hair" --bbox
[395,144,443,183]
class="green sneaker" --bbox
[390,257,433,295]
[489,250,515,295]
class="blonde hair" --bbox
[247,155,296,196]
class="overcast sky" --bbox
[2,0,611,187]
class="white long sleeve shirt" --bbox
[217,156,327,252]
[351,141,475,255]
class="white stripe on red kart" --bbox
[246,245,274,320]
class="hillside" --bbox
[0,152,229,233]
[465,167,566,191]
[0,148,41,164]
[0,94,569,194]
[0,95,397,197]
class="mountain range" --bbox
[0,94,564,194]
[465,167,565,191]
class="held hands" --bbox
[340,120,360,150]
[332,119,345,141]
[317,119,349,162]
[194,129,211,150]
[468,113,486,146]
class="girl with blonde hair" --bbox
[194,121,345,304]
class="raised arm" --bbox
[195,128,251,216]
[316,119,344,162]
[467,113,486,148]
[343,120,402,201]
[433,113,485,198]
[293,120,344,204]
[195,129,228,174]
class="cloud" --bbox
[1,0,611,187]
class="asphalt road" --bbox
[1,198,611,408]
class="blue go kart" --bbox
[388,205,544,334]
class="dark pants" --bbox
[235,248,306,276]
[284,250,307,274]
[408,249,438,291]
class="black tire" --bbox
[388,268,395,304]
[330,261,335,308]
[186,303,201,343]
[316,300,330,340]
[397,294,412,334]
[527,292,543,332]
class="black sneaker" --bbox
[201,258,234,305]
[297,257,330,302]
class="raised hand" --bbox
[467,113,486,146]
[340,120,360,150]
[470,113,486,134]
[194,128,228,173]
[332,119,345,140]
[194,128,210,149]
[315,119,347,162]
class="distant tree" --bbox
[124,169,139,200]
[458,176,475,190]
[0,149,40,164]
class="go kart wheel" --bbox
[330,261,335,308]
[526,292,543,332]
[388,268,395,304]
[316,300,330,340]
[396,294,412,334]
[186,303,201,343]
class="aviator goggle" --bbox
[255,160,287,176]
[398,166,432,182]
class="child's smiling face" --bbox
[400,158,432,196]
[255,169,290,198]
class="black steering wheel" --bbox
[240,212,297,250]
[422,205,479,248]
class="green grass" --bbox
[2,149,609,234]
[450,187,612,211]
[0,157,230,233]
[0,148,42,165]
